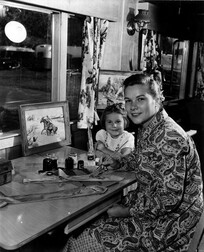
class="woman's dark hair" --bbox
[100,103,129,129]
[123,72,165,105]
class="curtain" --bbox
[77,17,109,129]
[195,42,204,101]
[140,30,159,73]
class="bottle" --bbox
[87,150,95,167]
[77,160,84,170]
[43,154,52,171]
[68,153,78,169]
[87,151,95,161]
[65,156,74,171]
[51,154,58,171]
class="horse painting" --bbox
[40,116,58,136]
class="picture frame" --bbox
[19,101,71,156]
[97,70,141,109]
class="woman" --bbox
[63,73,203,252]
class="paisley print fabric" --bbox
[64,109,203,252]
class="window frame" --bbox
[158,34,190,101]
[0,1,69,147]
[52,12,68,102]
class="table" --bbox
[0,146,136,251]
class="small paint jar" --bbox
[69,153,77,169]
[43,154,52,171]
[77,160,84,170]
[87,151,95,161]
[65,157,74,171]
[51,154,58,171]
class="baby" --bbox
[95,103,135,161]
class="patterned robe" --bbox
[64,109,203,252]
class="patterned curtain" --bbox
[195,42,204,100]
[77,17,109,129]
[140,30,159,73]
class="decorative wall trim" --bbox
[11,0,120,21]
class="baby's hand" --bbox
[101,155,120,170]
[96,142,105,151]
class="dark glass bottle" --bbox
[43,154,52,171]
[65,157,74,171]
[51,154,58,171]
[77,160,84,170]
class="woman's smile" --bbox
[130,112,141,117]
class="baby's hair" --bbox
[123,72,165,105]
[100,103,129,129]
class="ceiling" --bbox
[140,0,204,41]
[143,0,204,15]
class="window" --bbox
[0,3,52,132]
[67,15,84,71]
[66,15,84,120]
[159,35,189,101]
[0,2,85,134]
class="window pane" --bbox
[66,15,84,120]
[67,15,83,71]
[160,35,188,100]
[0,4,52,132]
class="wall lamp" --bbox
[127,9,150,36]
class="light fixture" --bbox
[127,9,150,36]
[5,21,27,43]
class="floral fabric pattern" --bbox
[77,17,109,128]
[195,42,204,100]
[140,30,159,72]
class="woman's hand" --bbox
[107,204,130,218]
[101,155,120,170]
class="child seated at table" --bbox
[95,103,136,196]
[95,103,135,161]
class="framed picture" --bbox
[19,101,71,156]
[97,70,141,109]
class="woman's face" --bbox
[124,84,159,125]
[105,112,125,138]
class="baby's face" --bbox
[105,112,124,138]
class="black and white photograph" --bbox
[0,1,204,252]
